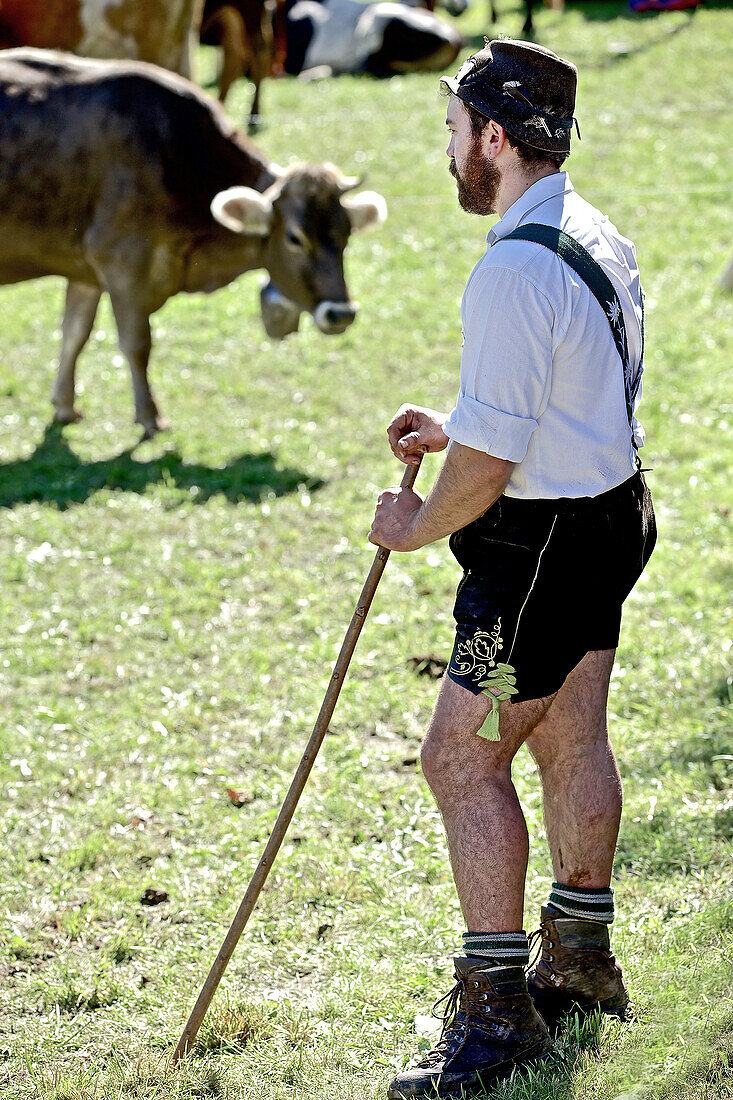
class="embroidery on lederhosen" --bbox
[449,619,518,741]
[450,618,503,680]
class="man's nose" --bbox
[446,136,454,157]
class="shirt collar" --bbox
[487,172,574,246]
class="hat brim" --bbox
[439,76,572,154]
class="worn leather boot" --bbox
[387,958,552,1099]
[526,906,629,1033]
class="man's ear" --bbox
[211,187,273,236]
[482,120,506,160]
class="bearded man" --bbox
[369,39,656,1099]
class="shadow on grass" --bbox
[0,424,325,510]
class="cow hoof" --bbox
[138,417,170,440]
[52,406,83,425]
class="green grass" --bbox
[0,3,731,1098]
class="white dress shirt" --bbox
[442,172,646,499]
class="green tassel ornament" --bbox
[477,663,518,741]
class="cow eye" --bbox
[286,229,307,250]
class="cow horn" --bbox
[321,163,364,194]
[337,173,364,194]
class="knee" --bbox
[528,727,612,774]
[420,733,450,796]
[420,727,507,804]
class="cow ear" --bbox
[211,187,273,236]
[342,190,388,233]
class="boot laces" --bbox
[526,926,544,972]
[415,963,486,1069]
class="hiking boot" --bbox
[387,958,552,1099]
[526,906,629,1033]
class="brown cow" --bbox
[0,0,201,74]
[200,0,274,130]
[0,49,386,435]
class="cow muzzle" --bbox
[313,301,357,335]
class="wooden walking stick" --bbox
[172,457,422,1062]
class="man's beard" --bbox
[449,137,501,215]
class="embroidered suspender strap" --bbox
[503,223,638,446]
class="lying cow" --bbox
[282,0,463,80]
[200,0,462,131]
[0,49,386,436]
[0,0,200,75]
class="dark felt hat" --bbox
[442,38,579,154]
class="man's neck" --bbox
[495,163,559,219]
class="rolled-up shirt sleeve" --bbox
[443,262,556,463]
[443,397,538,462]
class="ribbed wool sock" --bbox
[460,931,529,968]
[547,882,615,924]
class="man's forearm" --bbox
[410,442,513,546]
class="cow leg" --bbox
[248,43,270,132]
[248,79,262,133]
[107,291,165,438]
[523,0,535,35]
[214,5,252,103]
[248,2,276,132]
[52,281,102,424]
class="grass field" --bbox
[0,3,731,1098]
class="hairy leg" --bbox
[526,649,620,888]
[420,676,553,931]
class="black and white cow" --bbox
[283,0,463,79]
